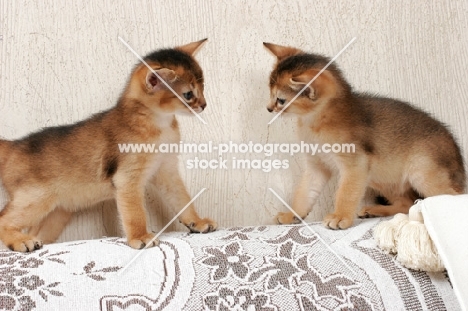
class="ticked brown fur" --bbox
[264,42,466,229]
[0,39,217,252]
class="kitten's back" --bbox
[0,139,10,170]
[353,94,465,192]
[0,112,111,190]
[358,94,453,139]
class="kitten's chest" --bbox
[158,126,180,144]
[297,120,341,170]
[140,127,179,181]
[297,123,321,144]
[152,116,180,144]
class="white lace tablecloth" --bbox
[0,218,460,310]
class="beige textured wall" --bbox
[0,1,467,242]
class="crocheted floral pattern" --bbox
[201,242,253,281]
[0,221,455,310]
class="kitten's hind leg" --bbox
[410,165,464,197]
[0,193,55,252]
[28,207,72,244]
[358,195,414,218]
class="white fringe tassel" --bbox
[374,201,445,272]
[374,213,409,254]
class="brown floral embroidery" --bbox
[35,250,69,265]
[0,294,36,311]
[201,242,253,281]
[74,261,122,281]
[248,257,301,291]
[18,276,44,291]
[204,287,276,311]
[0,249,67,310]
[18,259,43,269]
[221,226,268,240]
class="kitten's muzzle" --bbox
[191,100,206,113]
[266,102,276,113]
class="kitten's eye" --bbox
[277,98,286,105]
[183,91,194,101]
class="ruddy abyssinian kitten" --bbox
[264,42,466,230]
[0,39,217,252]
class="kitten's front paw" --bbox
[184,218,217,233]
[323,213,354,230]
[128,233,159,250]
[9,238,43,253]
[276,212,302,225]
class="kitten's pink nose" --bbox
[201,103,207,110]
[267,107,273,113]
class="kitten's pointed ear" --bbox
[263,42,302,61]
[176,38,208,56]
[145,68,177,92]
[289,77,316,99]
[290,73,314,85]
[290,69,336,100]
